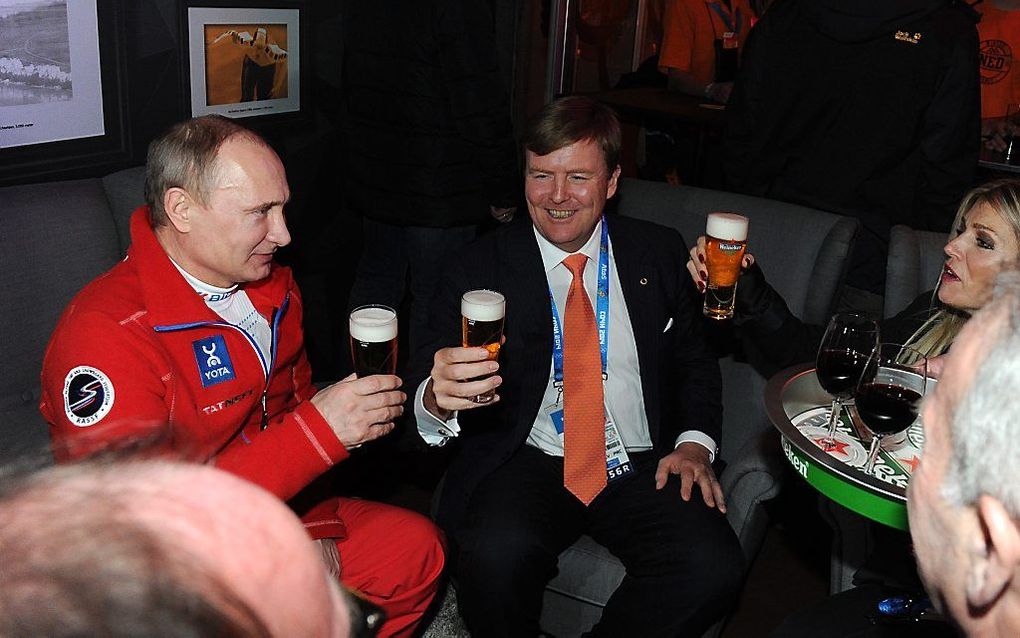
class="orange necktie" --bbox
[561,254,607,505]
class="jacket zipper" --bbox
[153,293,290,431]
[261,304,285,430]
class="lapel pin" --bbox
[639,277,648,285]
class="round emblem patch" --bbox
[980,39,1013,85]
[62,366,115,427]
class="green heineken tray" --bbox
[764,364,927,531]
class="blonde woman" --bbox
[688,179,1020,373]
[688,178,1020,637]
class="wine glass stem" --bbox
[864,435,883,475]
[825,397,843,442]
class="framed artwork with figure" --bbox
[184,4,303,120]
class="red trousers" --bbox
[333,498,445,637]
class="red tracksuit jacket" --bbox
[41,207,349,538]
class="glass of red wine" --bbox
[855,343,927,475]
[816,313,879,448]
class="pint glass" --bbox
[703,212,749,320]
[461,290,505,403]
[349,305,398,377]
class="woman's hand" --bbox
[926,354,947,380]
[686,235,755,293]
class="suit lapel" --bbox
[499,222,555,439]
[501,221,550,341]
[608,218,663,437]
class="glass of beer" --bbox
[703,212,749,320]
[349,305,398,377]
[461,289,505,403]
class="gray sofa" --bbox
[0,166,146,464]
[540,178,859,636]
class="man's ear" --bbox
[606,164,622,199]
[965,495,1020,609]
[163,187,195,233]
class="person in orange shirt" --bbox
[978,0,1020,153]
[659,0,754,103]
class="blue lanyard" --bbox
[708,2,742,35]
[549,218,610,387]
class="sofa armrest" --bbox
[720,427,787,567]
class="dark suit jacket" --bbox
[411,214,723,531]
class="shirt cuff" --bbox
[414,378,461,447]
[675,430,717,463]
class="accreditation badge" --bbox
[547,400,566,437]
[722,31,738,49]
[547,397,634,484]
[603,402,634,484]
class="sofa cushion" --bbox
[102,166,147,253]
[0,179,123,462]
[612,178,857,459]
[545,535,626,605]
[613,178,854,325]
[884,225,946,318]
[541,535,626,634]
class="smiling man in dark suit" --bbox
[411,95,744,637]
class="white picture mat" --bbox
[0,1,105,149]
[187,7,300,118]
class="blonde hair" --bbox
[905,179,1020,357]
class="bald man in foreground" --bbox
[0,458,365,637]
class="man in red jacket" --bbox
[40,115,444,638]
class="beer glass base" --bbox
[703,308,734,320]
[703,287,737,321]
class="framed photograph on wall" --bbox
[0,0,128,184]
[0,0,104,148]
[185,6,301,120]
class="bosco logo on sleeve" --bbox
[63,366,115,427]
[192,335,236,388]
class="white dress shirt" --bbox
[415,220,717,460]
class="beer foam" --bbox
[706,212,748,241]
[461,290,505,322]
[349,306,397,342]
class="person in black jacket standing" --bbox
[723,0,980,313]
[342,0,519,357]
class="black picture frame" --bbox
[0,0,130,187]
[180,1,309,127]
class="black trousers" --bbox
[452,445,745,637]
